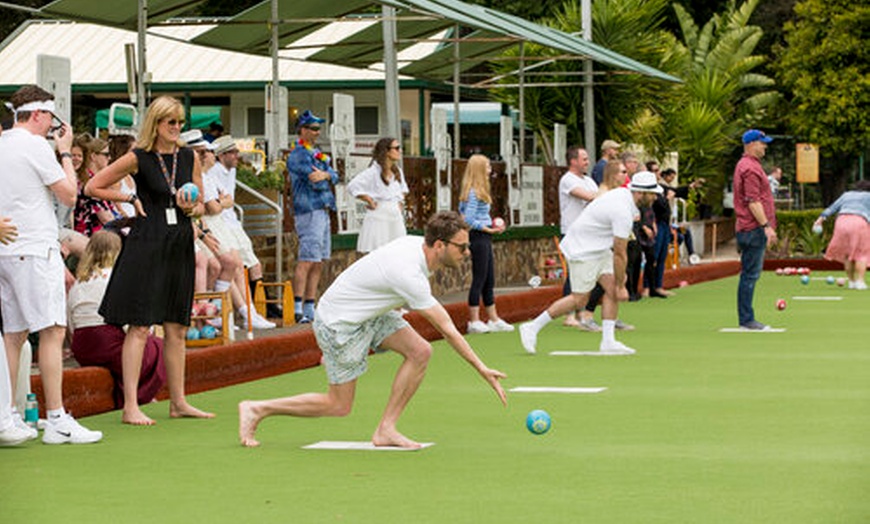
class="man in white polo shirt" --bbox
[558,145,597,327]
[238,211,507,448]
[0,85,102,444]
[519,171,663,356]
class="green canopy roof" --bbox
[36,0,681,84]
[94,105,221,131]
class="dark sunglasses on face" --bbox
[444,239,470,252]
[305,126,321,132]
[164,119,185,127]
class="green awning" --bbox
[40,0,207,29]
[94,105,221,131]
[35,0,681,84]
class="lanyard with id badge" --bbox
[155,149,179,226]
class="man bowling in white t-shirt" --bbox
[238,211,507,448]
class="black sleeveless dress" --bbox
[100,147,195,326]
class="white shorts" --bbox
[0,249,67,333]
[202,215,260,268]
[567,253,613,294]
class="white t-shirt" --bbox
[560,187,638,261]
[346,163,409,204]
[558,171,598,233]
[205,162,239,226]
[316,235,438,326]
[0,128,66,257]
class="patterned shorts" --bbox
[313,310,409,384]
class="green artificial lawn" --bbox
[3,273,868,523]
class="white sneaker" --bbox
[0,423,33,446]
[467,320,490,334]
[854,280,867,290]
[487,319,515,332]
[599,340,636,355]
[11,411,38,441]
[250,312,276,330]
[42,413,103,445]
[519,322,538,355]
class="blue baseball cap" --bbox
[296,109,325,130]
[742,129,773,144]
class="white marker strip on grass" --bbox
[549,351,632,356]
[718,327,786,333]
[510,386,607,394]
[303,441,434,451]
[791,296,843,301]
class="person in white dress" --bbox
[346,137,409,253]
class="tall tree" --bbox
[775,0,869,204]
[659,0,780,212]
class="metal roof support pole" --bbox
[270,0,282,284]
[582,0,595,163]
[137,0,147,116]
[382,5,401,142]
[452,24,461,159]
[518,41,525,162]
[267,0,281,161]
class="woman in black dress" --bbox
[86,96,213,425]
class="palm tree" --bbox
[489,0,679,164]
[663,0,780,212]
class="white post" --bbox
[137,0,148,116]
[452,25,461,159]
[382,6,401,141]
[581,0,595,164]
[518,41,526,162]
[268,0,281,161]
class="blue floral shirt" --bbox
[287,141,339,215]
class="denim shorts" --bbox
[295,209,331,262]
[312,311,409,384]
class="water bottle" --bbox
[24,393,39,429]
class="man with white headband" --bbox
[0,84,102,445]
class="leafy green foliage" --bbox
[775,0,870,158]
[658,0,780,214]
[772,208,830,257]
[236,160,286,191]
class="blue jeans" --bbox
[736,227,767,325]
[652,221,671,289]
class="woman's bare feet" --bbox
[372,426,422,449]
[122,407,155,426]
[238,401,262,447]
[169,401,215,419]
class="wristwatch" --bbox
[128,194,139,204]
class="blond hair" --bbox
[137,96,184,152]
[75,230,121,282]
[599,160,626,193]
[460,154,492,204]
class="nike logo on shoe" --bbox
[57,431,72,438]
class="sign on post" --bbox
[431,107,452,212]
[520,165,544,226]
[37,55,71,123]
[796,143,819,184]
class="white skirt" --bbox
[356,201,407,253]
